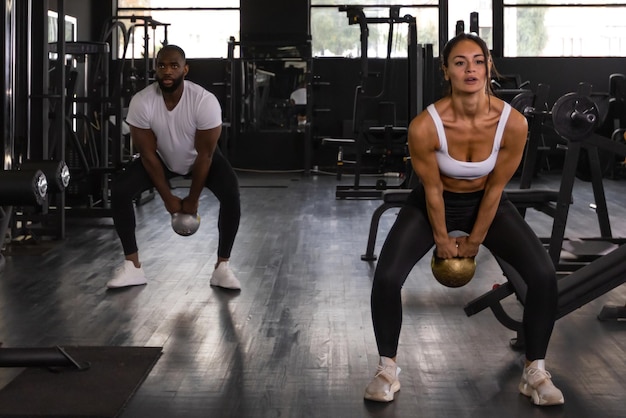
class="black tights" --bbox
[371,185,557,361]
[111,147,240,259]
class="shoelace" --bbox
[374,364,396,383]
[526,368,553,386]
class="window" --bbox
[503,0,626,56]
[116,0,240,59]
[311,0,439,58]
[448,0,493,48]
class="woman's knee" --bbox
[525,263,558,294]
[372,269,404,296]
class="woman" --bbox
[364,33,564,406]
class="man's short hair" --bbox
[157,44,186,62]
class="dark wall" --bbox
[47,0,111,42]
[494,57,626,105]
[241,0,310,42]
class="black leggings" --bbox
[371,184,557,361]
[111,147,240,259]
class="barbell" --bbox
[0,169,48,206]
[510,83,600,142]
[20,160,70,193]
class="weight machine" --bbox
[464,83,626,348]
[326,5,433,199]
[225,36,314,172]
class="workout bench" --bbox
[360,188,562,261]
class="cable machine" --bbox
[332,5,434,199]
[225,36,314,173]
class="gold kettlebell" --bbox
[430,249,476,288]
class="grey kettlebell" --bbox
[171,212,201,236]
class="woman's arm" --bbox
[408,112,459,259]
[457,109,528,257]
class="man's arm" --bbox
[181,125,222,215]
[130,125,182,214]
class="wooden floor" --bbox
[1,169,625,418]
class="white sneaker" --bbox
[107,260,147,289]
[209,261,241,290]
[519,360,565,406]
[364,357,401,402]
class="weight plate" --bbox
[510,91,535,116]
[551,93,599,141]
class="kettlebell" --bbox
[171,212,201,236]
[430,249,476,288]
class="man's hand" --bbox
[163,195,184,215]
[181,196,199,215]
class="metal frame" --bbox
[334,6,429,199]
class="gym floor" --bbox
[1,170,625,418]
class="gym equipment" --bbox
[551,91,599,142]
[225,34,314,173]
[171,213,201,236]
[513,83,600,143]
[0,346,89,369]
[431,251,476,288]
[0,169,48,206]
[326,6,433,199]
[0,206,11,272]
[465,238,626,348]
[20,160,70,193]
[464,89,626,347]
[0,169,48,274]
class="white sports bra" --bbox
[426,102,511,180]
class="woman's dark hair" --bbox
[440,33,497,96]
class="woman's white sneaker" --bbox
[364,357,401,402]
[519,361,564,406]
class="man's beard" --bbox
[157,74,184,93]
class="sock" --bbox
[528,359,546,370]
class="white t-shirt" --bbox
[126,80,222,175]
[290,87,307,105]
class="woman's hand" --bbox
[456,235,480,258]
[435,236,460,259]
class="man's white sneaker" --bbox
[209,261,241,290]
[364,356,401,402]
[107,260,147,289]
[519,360,565,406]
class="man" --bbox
[107,44,241,290]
